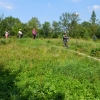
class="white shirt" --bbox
[18,31,22,34]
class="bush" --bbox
[0,39,11,45]
[90,47,100,58]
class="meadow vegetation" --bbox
[0,38,100,100]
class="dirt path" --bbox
[70,50,100,62]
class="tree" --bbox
[59,12,80,45]
[80,21,91,38]
[59,12,80,36]
[27,17,41,37]
[52,21,61,38]
[0,13,4,37]
[89,10,99,36]
[90,10,97,25]
[27,17,41,30]
[0,16,22,37]
[70,13,80,36]
[42,22,51,38]
[94,23,100,38]
[59,12,71,33]
[0,13,4,22]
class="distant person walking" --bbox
[5,30,9,39]
[18,29,23,38]
[32,28,37,39]
[63,33,69,47]
[92,34,97,41]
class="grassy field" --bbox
[0,38,100,100]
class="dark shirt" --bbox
[63,35,68,42]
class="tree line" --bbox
[0,10,100,39]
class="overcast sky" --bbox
[0,0,100,24]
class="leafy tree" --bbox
[90,24,98,37]
[81,21,91,28]
[95,20,100,38]
[70,13,80,36]
[59,12,80,36]
[59,12,71,32]
[52,21,61,38]
[59,12,80,45]
[27,17,41,30]
[80,21,91,38]
[0,13,4,37]
[42,22,51,38]
[95,26,100,38]
[0,16,22,36]
[27,17,41,37]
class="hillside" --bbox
[0,38,100,100]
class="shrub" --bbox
[90,48,100,58]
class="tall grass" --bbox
[70,38,100,57]
[0,38,100,100]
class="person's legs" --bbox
[66,42,68,47]
[19,34,21,38]
[6,34,8,39]
[63,40,66,47]
[64,41,68,47]
[34,34,36,39]
[21,34,23,38]
[5,35,7,39]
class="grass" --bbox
[0,38,100,100]
[69,38,100,57]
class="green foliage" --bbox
[83,31,90,39]
[0,11,100,39]
[95,27,100,38]
[70,38,100,56]
[52,33,59,38]
[0,39,6,45]
[42,22,51,38]
[0,16,22,37]
[27,17,41,30]
[90,10,97,25]
[52,21,61,38]
[0,38,100,100]
[0,39,11,45]
[90,48,100,58]
[59,12,80,37]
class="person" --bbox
[63,33,69,47]
[18,29,23,38]
[92,34,97,41]
[5,31,9,39]
[32,28,37,39]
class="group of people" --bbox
[5,28,37,39]
[5,29,69,47]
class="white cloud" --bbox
[0,1,13,10]
[72,0,81,2]
[75,12,79,16]
[93,5,100,10]
[87,5,100,11]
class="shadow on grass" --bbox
[0,63,65,100]
[0,63,20,100]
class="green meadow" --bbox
[0,38,100,100]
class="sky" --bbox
[0,0,100,24]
